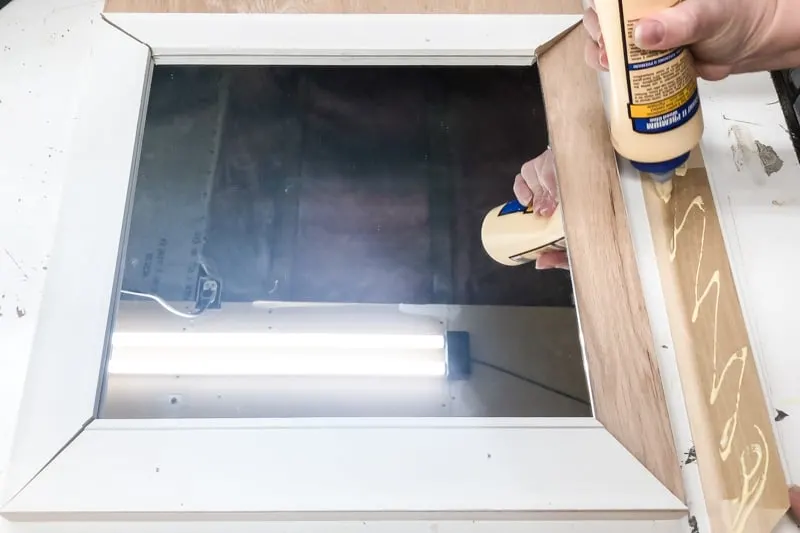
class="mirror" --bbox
[100,65,591,419]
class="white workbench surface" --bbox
[0,0,798,531]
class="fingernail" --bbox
[634,19,665,48]
[599,50,609,69]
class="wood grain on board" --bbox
[103,0,582,14]
[538,27,683,500]
[642,162,788,533]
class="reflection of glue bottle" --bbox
[595,0,704,202]
[481,199,566,266]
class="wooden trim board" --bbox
[104,0,583,14]
[538,28,683,500]
[641,155,789,533]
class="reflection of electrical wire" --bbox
[120,289,210,319]
[470,358,591,407]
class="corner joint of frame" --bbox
[100,12,155,59]
[0,416,94,515]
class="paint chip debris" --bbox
[684,446,697,465]
[688,515,699,533]
[775,409,790,422]
[755,141,784,175]
[16,306,25,318]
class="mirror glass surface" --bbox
[100,65,591,419]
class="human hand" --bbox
[583,0,800,81]
[512,148,569,270]
[790,485,800,525]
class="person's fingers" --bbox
[519,160,542,199]
[535,251,570,270]
[534,191,556,218]
[584,38,607,71]
[634,0,720,50]
[789,486,800,523]
[521,158,557,217]
[695,61,732,81]
[533,148,559,201]
[513,173,533,206]
[582,7,601,42]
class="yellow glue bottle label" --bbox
[619,1,700,134]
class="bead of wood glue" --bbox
[481,200,566,266]
[595,0,704,203]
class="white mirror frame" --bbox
[0,13,687,531]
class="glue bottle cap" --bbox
[629,151,690,180]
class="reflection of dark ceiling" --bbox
[123,65,575,308]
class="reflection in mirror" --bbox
[100,65,591,419]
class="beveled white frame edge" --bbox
[0,12,686,524]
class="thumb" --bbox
[634,0,715,50]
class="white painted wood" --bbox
[156,55,540,66]
[103,13,581,65]
[0,0,106,492]
[1,519,694,533]
[0,18,152,505]
[90,417,595,429]
[3,419,684,517]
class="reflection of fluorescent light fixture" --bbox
[112,332,444,350]
[109,332,447,377]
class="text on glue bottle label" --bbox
[619,0,700,134]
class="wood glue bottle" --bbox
[481,200,566,266]
[596,0,704,201]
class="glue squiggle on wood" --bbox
[670,194,769,533]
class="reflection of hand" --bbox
[790,486,800,525]
[512,148,569,270]
[583,0,799,81]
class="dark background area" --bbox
[772,69,800,160]
[123,65,576,308]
